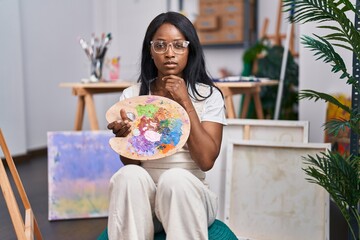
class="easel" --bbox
[260,0,298,58]
[0,129,42,240]
[250,0,298,77]
[242,0,298,119]
[257,0,298,119]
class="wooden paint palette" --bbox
[106,95,191,160]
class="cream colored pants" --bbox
[107,165,218,240]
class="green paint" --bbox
[160,119,170,127]
[136,104,159,117]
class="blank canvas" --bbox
[207,119,309,220]
[224,140,330,240]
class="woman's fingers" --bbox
[107,109,132,137]
[109,120,131,137]
[120,109,128,121]
[162,75,188,102]
[107,121,116,130]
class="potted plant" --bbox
[282,0,360,238]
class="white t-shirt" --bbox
[119,83,227,183]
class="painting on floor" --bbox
[47,131,123,221]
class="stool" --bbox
[97,219,237,240]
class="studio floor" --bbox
[0,151,349,240]
[0,152,107,240]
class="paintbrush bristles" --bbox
[78,32,112,60]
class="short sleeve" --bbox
[119,84,141,101]
[201,88,227,125]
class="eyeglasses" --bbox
[150,40,190,54]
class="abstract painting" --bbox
[47,131,123,220]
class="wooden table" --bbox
[216,79,278,119]
[60,81,133,130]
[60,79,278,130]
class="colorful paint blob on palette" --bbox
[128,103,184,156]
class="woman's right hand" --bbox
[107,109,132,137]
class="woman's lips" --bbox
[164,61,177,66]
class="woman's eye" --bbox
[156,43,166,48]
[174,42,183,49]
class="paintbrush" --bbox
[78,37,93,59]
[103,33,112,48]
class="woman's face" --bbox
[150,23,189,78]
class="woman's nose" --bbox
[165,43,175,56]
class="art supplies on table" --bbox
[213,76,267,82]
[78,32,112,82]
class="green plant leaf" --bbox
[301,35,357,87]
[302,151,360,237]
[323,119,350,137]
[332,0,356,13]
[283,1,360,237]
[348,111,360,135]
[332,43,354,52]
[283,0,334,23]
[283,0,360,59]
[299,89,351,113]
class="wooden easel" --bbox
[250,1,298,76]
[0,129,42,240]
[260,0,298,58]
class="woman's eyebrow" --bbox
[153,37,185,41]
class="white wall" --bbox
[0,0,27,156]
[19,1,96,152]
[1,0,101,156]
[0,0,353,157]
[93,0,167,81]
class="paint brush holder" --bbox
[79,32,112,82]
[90,57,104,82]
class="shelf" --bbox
[196,0,257,49]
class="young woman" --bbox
[107,11,227,240]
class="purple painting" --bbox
[47,131,123,220]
